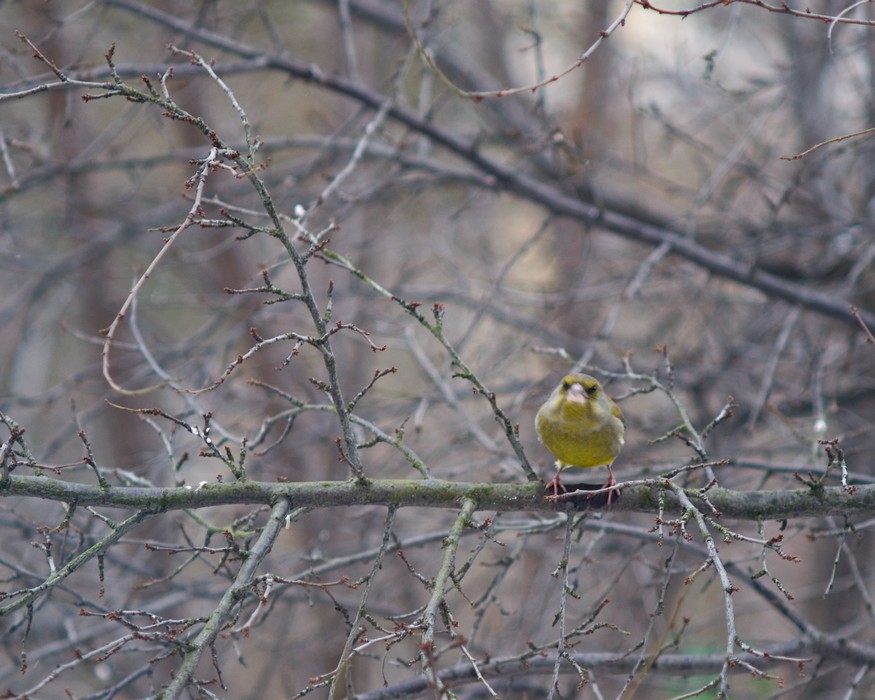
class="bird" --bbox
[535,373,625,502]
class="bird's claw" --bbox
[544,474,567,497]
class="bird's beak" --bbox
[566,382,586,402]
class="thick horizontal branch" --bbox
[2,475,872,520]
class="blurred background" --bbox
[1,1,874,697]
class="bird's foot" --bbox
[604,468,620,505]
[544,474,567,497]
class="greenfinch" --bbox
[535,374,625,501]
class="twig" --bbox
[403,0,635,99]
[418,498,478,694]
[159,497,292,699]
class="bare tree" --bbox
[1,1,875,698]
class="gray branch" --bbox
[1,475,872,520]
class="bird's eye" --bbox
[586,384,598,396]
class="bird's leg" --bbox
[604,464,619,505]
[545,466,567,496]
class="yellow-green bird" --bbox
[535,374,625,501]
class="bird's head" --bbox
[560,374,602,405]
